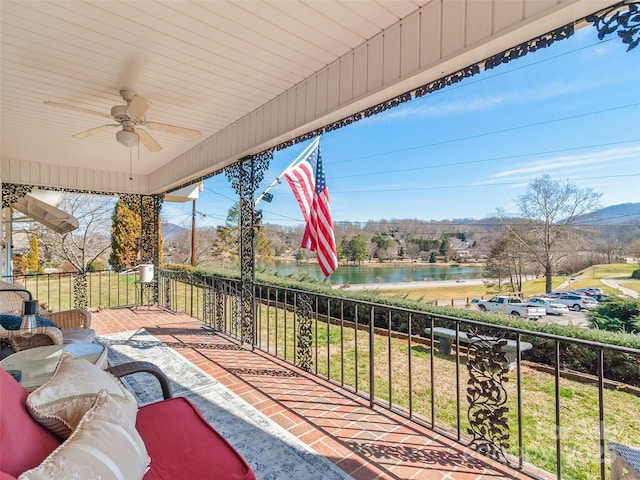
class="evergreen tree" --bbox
[24,234,40,272]
[439,238,450,255]
[110,199,141,270]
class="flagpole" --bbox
[255,136,321,207]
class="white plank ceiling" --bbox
[0,0,617,195]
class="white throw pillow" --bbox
[27,352,138,438]
[19,389,150,480]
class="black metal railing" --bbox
[154,270,639,480]
[3,271,140,311]
[4,270,638,480]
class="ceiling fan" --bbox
[44,90,202,152]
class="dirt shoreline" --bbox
[332,278,487,291]
[282,258,485,269]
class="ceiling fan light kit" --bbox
[44,90,202,152]
[116,128,139,148]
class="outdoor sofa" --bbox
[0,354,256,479]
[0,280,94,353]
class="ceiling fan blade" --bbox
[127,95,152,118]
[145,121,202,139]
[137,128,162,152]
[72,124,119,139]
[44,101,112,119]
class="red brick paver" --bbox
[92,307,545,480]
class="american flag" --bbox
[284,137,338,277]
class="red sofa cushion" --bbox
[0,368,61,477]
[137,397,256,480]
[1,366,256,480]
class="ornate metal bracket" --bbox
[484,24,574,71]
[587,1,640,51]
[1,184,33,208]
[466,328,511,462]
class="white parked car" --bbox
[553,294,598,311]
[525,297,570,315]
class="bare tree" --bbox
[36,194,116,272]
[499,175,601,293]
[596,238,624,264]
[627,239,640,265]
[484,230,534,294]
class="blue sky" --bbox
[162,26,639,229]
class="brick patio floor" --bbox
[92,307,544,480]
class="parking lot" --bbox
[537,309,590,327]
[461,301,591,328]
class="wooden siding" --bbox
[147,0,611,195]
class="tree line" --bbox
[13,176,639,296]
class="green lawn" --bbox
[17,272,139,311]
[255,309,638,480]
[376,263,640,302]
[18,265,640,479]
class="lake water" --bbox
[262,260,484,285]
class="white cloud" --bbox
[491,145,640,179]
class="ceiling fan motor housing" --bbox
[45,91,200,152]
[111,104,130,121]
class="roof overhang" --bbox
[164,183,203,203]
[0,0,623,196]
[11,193,79,234]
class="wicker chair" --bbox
[0,280,94,353]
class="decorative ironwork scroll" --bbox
[295,292,314,372]
[73,272,88,310]
[2,184,32,208]
[214,280,225,331]
[414,65,480,98]
[466,328,511,462]
[230,283,242,335]
[484,24,574,71]
[587,1,640,51]
[163,274,171,310]
[121,194,163,304]
[225,152,271,346]
[203,283,214,326]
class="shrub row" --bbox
[162,264,640,386]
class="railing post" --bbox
[369,307,375,408]
[224,152,271,347]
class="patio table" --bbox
[0,343,107,391]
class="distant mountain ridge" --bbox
[161,203,639,233]
[161,222,189,240]
[577,203,640,225]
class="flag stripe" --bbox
[284,164,314,223]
